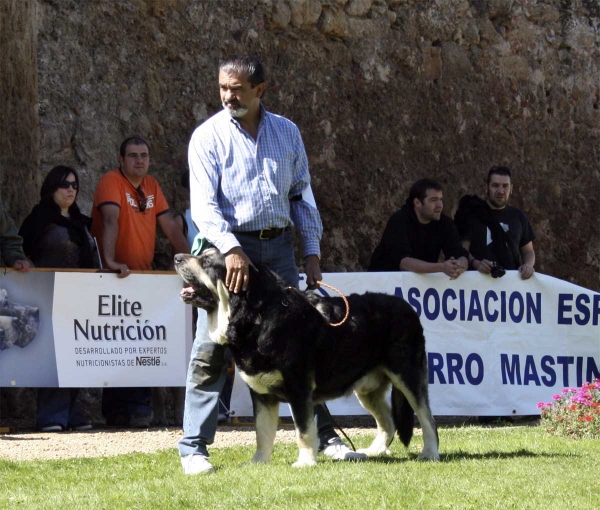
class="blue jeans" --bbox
[37,388,88,429]
[178,231,337,457]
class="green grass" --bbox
[1,425,598,509]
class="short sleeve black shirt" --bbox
[369,205,468,271]
[460,204,535,270]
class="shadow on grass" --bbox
[440,449,574,461]
[360,448,574,464]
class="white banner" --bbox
[230,271,599,417]
[1,269,598,417]
[52,273,192,387]
[0,271,192,388]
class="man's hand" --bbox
[304,255,322,290]
[106,260,130,278]
[473,259,493,275]
[12,259,31,272]
[519,263,535,280]
[225,247,253,293]
[443,258,466,280]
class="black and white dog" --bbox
[175,249,439,467]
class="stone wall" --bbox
[1,0,599,428]
[10,0,600,287]
[0,0,40,224]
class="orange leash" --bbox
[315,281,350,327]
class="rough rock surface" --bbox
[2,0,598,287]
[1,0,599,422]
[0,0,41,220]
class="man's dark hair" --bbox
[219,55,266,88]
[119,136,150,158]
[487,165,512,184]
[406,178,443,205]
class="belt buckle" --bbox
[259,228,271,240]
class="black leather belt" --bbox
[234,227,290,240]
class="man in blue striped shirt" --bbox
[179,55,366,475]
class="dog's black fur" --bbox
[175,249,439,466]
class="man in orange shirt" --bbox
[91,136,189,427]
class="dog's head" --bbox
[174,249,228,312]
[175,249,236,345]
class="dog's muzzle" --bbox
[174,253,218,309]
[179,285,215,308]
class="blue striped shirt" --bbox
[189,107,323,257]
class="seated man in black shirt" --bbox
[454,166,536,280]
[369,178,468,279]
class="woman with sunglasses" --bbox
[19,165,98,432]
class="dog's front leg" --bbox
[251,392,279,464]
[288,397,318,468]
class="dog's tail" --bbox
[391,387,414,447]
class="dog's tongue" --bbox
[180,286,195,298]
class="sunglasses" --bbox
[58,180,78,190]
[137,188,147,212]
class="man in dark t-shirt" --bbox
[455,166,536,279]
[369,178,468,279]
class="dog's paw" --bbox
[417,450,440,461]
[292,459,317,468]
[240,459,269,467]
[250,454,272,464]
[357,447,391,457]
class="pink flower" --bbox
[552,394,561,400]
[537,402,545,409]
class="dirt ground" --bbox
[0,418,379,462]
[1,416,529,462]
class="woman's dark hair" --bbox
[40,165,84,219]
[406,178,443,206]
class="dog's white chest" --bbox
[239,370,284,395]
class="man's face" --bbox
[219,71,265,119]
[487,174,512,209]
[119,143,150,180]
[414,188,443,223]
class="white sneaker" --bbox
[39,424,64,432]
[320,437,367,461]
[181,454,215,475]
[72,424,93,432]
